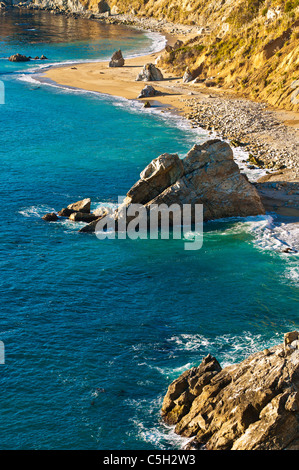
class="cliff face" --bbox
[157,1,299,112]
[9,0,299,111]
[162,331,299,450]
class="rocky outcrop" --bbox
[109,50,125,67]
[79,140,265,233]
[182,66,193,83]
[9,53,30,62]
[161,331,299,450]
[42,198,94,222]
[66,197,91,213]
[69,211,99,222]
[42,212,58,221]
[136,63,164,82]
[97,0,110,14]
[137,85,161,99]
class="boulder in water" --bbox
[9,53,30,62]
[67,198,91,213]
[69,212,99,223]
[42,212,58,222]
[80,140,265,233]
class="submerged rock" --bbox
[136,63,164,82]
[109,50,125,68]
[161,332,299,450]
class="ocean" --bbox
[0,8,298,450]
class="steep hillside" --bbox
[154,0,299,111]
[7,0,298,111]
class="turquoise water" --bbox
[0,9,298,450]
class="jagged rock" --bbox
[79,216,105,233]
[78,207,112,233]
[173,39,183,49]
[40,55,48,60]
[8,53,30,62]
[67,198,91,213]
[57,208,74,217]
[125,140,265,222]
[109,50,125,68]
[69,212,99,223]
[137,85,160,99]
[80,140,265,233]
[161,333,299,450]
[182,66,193,83]
[126,153,184,205]
[136,63,164,82]
[42,212,58,222]
[165,44,173,53]
[98,0,110,14]
[143,101,151,108]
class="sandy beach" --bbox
[43,46,192,112]
[43,27,299,218]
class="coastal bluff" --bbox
[162,331,299,451]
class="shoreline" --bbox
[33,9,298,218]
[43,57,299,219]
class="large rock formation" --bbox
[9,53,31,62]
[161,331,299,450]
[79,139,264,233]
[97,0,110,14]
[136,63,164,82]
[109,50,125,67]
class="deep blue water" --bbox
[0,9,298,450]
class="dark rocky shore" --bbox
[162,331,299,450]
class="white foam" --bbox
[167,331,283,368]
[126,396,191,449]
[209,214,299,257]
[232,146,270,182]
[131,417,191,450]
[138,361,193,378]
[18,204,55,218]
